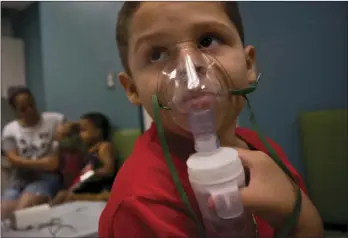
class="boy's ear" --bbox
[244,45,257,84]
[118,72,141,106]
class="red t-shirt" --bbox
[99,123,306,238]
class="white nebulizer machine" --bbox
[155,44,256,237]
[187,111,255,238]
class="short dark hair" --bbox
[81,112,111,140]
[7,86,33,108]
[115,2,245,73]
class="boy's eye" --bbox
[150,47,168,62]
[198,34,221,49]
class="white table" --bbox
[1,201,106,238]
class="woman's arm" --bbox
[6,150,59,172]
[94,142,115,177]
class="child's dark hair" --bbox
[7,86,33,108]
[115,2,245,74]
[81,112,111,140]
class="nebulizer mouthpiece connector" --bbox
[157,46,225,152]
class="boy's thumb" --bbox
[234,147,256,169]
[239,185,253,205]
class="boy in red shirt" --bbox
[99,2,323,237]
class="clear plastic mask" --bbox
[156,44,230,132]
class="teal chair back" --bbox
[299,109,348,224]
[112,128,142,170]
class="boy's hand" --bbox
[236,148,323,237]
[236,148,297,228]
[208,148,323,237]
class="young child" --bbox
[99,2,323,238]
[56,121,86,189]
[51,112,115,205]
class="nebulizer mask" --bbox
[156,44,229,152]
[151,43,302,238]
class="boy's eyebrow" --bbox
[134,32,168,53]
[133,20,232,53]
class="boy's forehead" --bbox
[130,2,231,43]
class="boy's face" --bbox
[79,119,100,145]
[120,2,257,138]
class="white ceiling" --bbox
[1,1,33,11]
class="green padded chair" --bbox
[299,109,348,225]
[112,128,142,170]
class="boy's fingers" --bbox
[239,186,256,208]
[233,148,257,206]
[234,147,269,168]
[207,196,215,210]
[233,147,255,169]
[207,188,257,215]
[206,148,261,213]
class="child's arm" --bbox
[95,142,115,177]
[69,190,110,202]
[290,190,324,238]
[51,190,110,206]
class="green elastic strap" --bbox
[152,95,207,238]
[241,95,302,238]
[230,77,302,237]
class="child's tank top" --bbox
[72,142,116,194]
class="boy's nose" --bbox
[175,47,209,78]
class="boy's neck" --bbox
[164,132,195,160]
[164,124,248,160]
[219,126,249,149]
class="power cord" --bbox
[1,194,88,237]
[2,217,76,238]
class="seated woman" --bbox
[51,112,116,205]
[1,87,65,219]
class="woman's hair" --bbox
[81,112,111,140]
[7,86,33,108]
